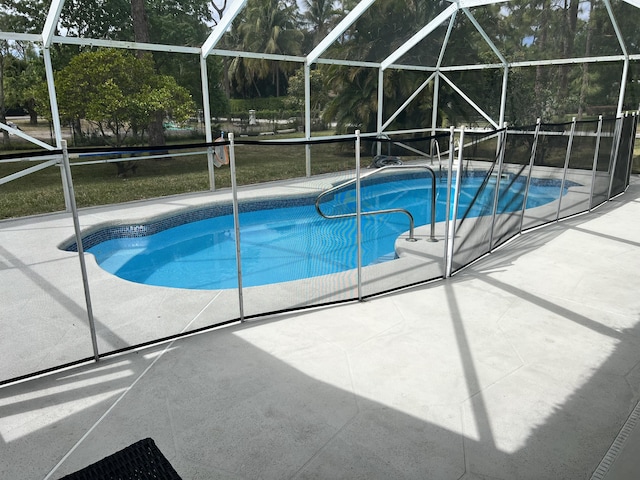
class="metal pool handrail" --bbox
[315,165,438,242]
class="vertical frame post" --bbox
[229,133,244,322]
[43,47,72,212]
[446,127,464,278]
[355,130,363,301]
[431,74,441,138]
[200,56,216,191]
[608,115,623,200]
[61,140,99,361]
[557,117,577,220]
[489,126,508,251]
[519,119,541,233]
[589,115,604,211]
[443,127,455,277]
[624,113,638,187]
[304,63,312,177]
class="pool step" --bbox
[370,252,398,265]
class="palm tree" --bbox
[231,0,303,97]
[301,0,339,44]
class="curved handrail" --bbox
[315,164,438,242]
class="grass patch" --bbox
[2,128,637,220]
[0,133,358,220]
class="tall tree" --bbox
[323,0,453,132]
[301,0,339,45]
[42,48,195,172]
[230,0,303,97]
[130,0,166,147]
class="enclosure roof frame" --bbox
[0,0,638,143]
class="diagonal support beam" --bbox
[381,4,457,71]
[307,0,377,65]
[42,0,65,47]
[621,0,640,8]
[201,0,248,58]
[457,0,510,7]
[382,73,437,130]
[461,8,507,65]
[440,72,499,128]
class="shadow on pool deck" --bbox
[1,178,640,479]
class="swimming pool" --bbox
[78,173,573,290]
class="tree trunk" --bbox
[131,0,150,43]
[28,101,38,125]
[130,0,166,147]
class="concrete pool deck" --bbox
[1,176,640,479]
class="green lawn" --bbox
[1,127,638,220]
[0,133,357,219]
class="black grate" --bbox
[58,438,182,480]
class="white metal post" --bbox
[377,68,384,155]
[443,126,455,277]
[519,119,542,233]
[557,118,577,220]
[431,74,440,138]
[589,116,604,211]
[200,56,216,191]
[305,63,312,177]
[43,47,72,212]
[61,140,99,361]
[229,133,244,322]
[489,126,508,250]
[446,127,464,277]
[608,115,623,199]
[355,130,363,301]
[499,66,509,128]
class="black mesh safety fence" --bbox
[491,127,536,249]
[627,116,639,185]
[591,118,618,208]
[1,115,637,385]
[521,122,571,231]
[449,130,502,273]
[611,115,637,197]
[558,119,601,220]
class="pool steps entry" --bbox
[315,164,438,243]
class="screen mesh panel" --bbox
[558,119,600,219]
[591,118,617,208]
[521,123,570,230]
[449,131,500,273]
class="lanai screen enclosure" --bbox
[0,0,638,152]
[0,0,639,382]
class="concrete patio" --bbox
[1,178,640,479]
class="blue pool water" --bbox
[85,174,571,290]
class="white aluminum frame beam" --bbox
[381,4,457,71]
[382,73,437,131]
[306,0,377,65]
[461,8,507,65]
[437,13,458,69]
[53,36,200,54]
[42,0,65,47]
[315,58,380,68]
[440,72,499,128]
[0,123,56,150]
[603,0,630,116]
[0,33,41,42]
[201,0,248,58]
[209,49,305,63]
[456,0,510,7]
